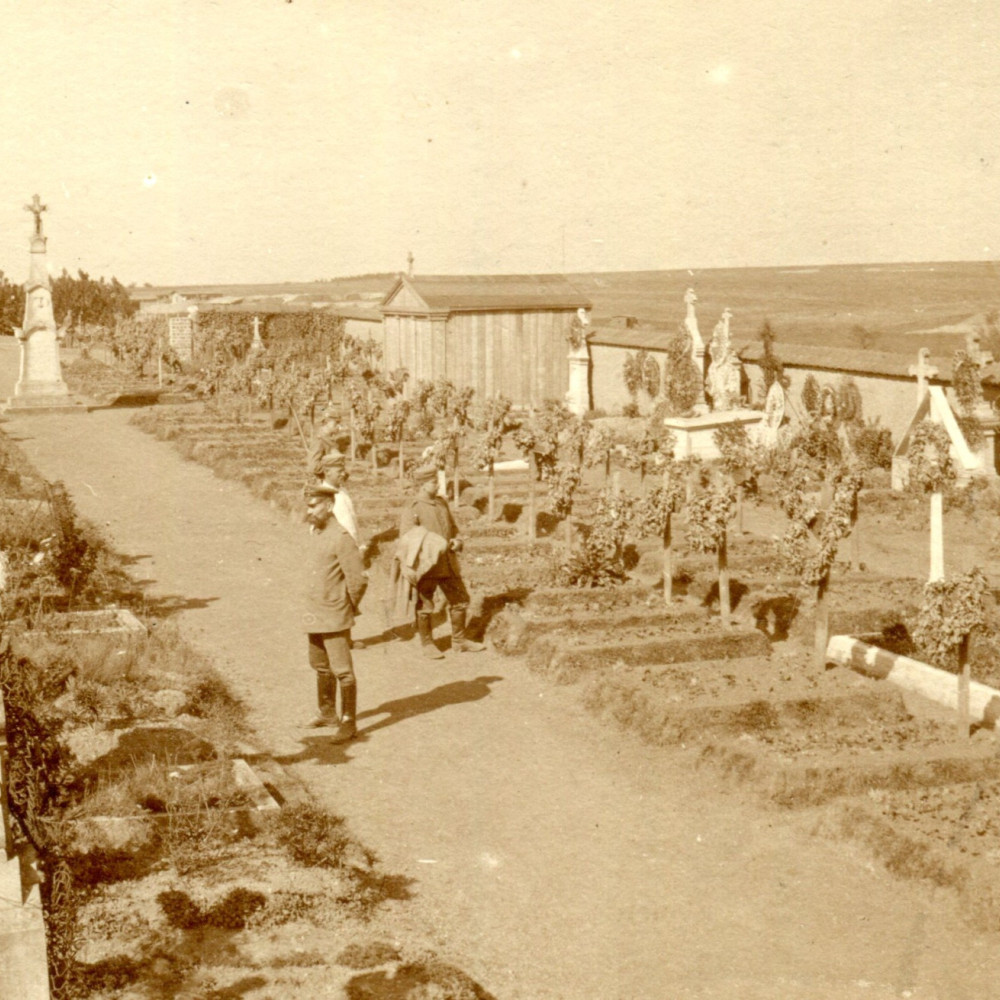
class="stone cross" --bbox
[908,347,938,401]
[24,194,47,236]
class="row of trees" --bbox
[0,269,137,338]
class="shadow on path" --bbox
[141,593,220,618]
[358,676,503,737]
[274,676,503,767]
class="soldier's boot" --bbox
[330,680,357,743]
[416,612,445,659]
[450,605,485,653]
[307,671,338,727]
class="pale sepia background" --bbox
[2,0,998,286]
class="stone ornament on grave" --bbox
[683,287,704,356]
[683,288,709,411]
[757,381,785,448]
[706,307,741,412]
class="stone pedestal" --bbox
[970,411,1000,478]
[565,344,590,417]
[662,409,764,462]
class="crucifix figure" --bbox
[908,347,938,401]
[24,194,47,236]
[407,251,415,277]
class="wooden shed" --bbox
[379,274,591,405]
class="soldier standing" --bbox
[399,464,485,658]
[302,482,368,741]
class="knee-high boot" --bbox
[416,612,444,659]
[307,671,338,727]
[449,605,485,652]
[331,679,357,743]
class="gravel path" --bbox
[3,340,998,999]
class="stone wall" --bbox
[588,342,669,415]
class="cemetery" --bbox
[3,201,1000,997]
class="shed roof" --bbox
[381,273,591,313]
[588,323,674,350]
[327,305,383,323]
[738,340,1000,385]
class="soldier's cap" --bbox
[304,482,338,500]
[320,449,347,470]
[413,463,439,484]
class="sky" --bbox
[1,0,999,287]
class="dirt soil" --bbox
[5,340,1000,999]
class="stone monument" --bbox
[756,381,785,448]
[662,296,762,460]
[705,308,742,411]
[250,315,264,352]
[5,195,81,414]
[683,288,707,409]
[167,305,197,363]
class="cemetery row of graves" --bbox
[3,317,996,997]
[0,426,493,997]
[55,320,1000,938]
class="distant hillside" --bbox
[568,261,1000,356]
[135,261,1000,357]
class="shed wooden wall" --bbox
[382,309,574,405]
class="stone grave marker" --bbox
[168,315,194,362]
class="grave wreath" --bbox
[906,419,956,582]
[913,567,989,739]
[633,443,685,605]
[686,471,737,626]
[779,464,862,667]
[472,396,517,518]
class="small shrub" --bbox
[338,870,414,922]
[205,887,267,929]
[158,888,203,929]
[336,940,403,969]
[276,802,354,869]
[731,700,779,734]
[76,955,144,993]
[850,421,894,470]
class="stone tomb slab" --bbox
[662,409,764,461]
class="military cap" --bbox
[320,449,347,470]
[304,482,338,500]
[413,463,439,484]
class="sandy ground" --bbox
[3,339,1000,1000]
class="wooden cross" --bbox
[908,348,938,400]
[24,194,47,236]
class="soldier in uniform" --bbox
[302,482,368,742]
[399,464,485,658]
